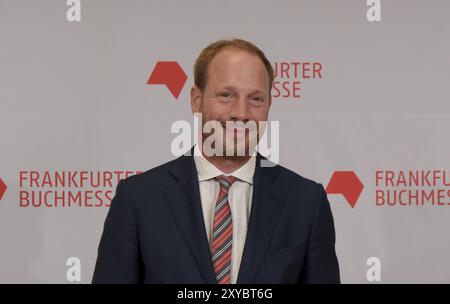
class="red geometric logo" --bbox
[147,61,187,99]
[0,178,7,201]
[325,171,364,208]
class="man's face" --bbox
[191,48,272,157]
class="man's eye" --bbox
[217,92,233,99]
[250,96,264,102]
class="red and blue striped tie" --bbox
[210,175,237,284]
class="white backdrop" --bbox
[1,0,449,283]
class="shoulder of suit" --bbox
[268,161,322,193]
[119,155,185,188]
[270,164,327,209]
[120,153,323,195]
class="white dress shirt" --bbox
[193,144,256,284]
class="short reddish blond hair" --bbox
[194,38,274,92]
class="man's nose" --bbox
[229,98,249,122]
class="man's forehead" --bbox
[206,49,269,86]
[209,48,263,67]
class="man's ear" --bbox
[190,85,202,114]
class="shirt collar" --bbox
[193,144,255,184]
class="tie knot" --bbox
[215,175,237,190]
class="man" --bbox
[92,38,340,284]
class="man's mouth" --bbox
[221,123,247,135]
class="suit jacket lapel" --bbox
[163,149,285,284]
[163,150,217,284]
[236,154,285,284]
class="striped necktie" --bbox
[210,174,237,284]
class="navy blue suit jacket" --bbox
[92,149,340,284]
